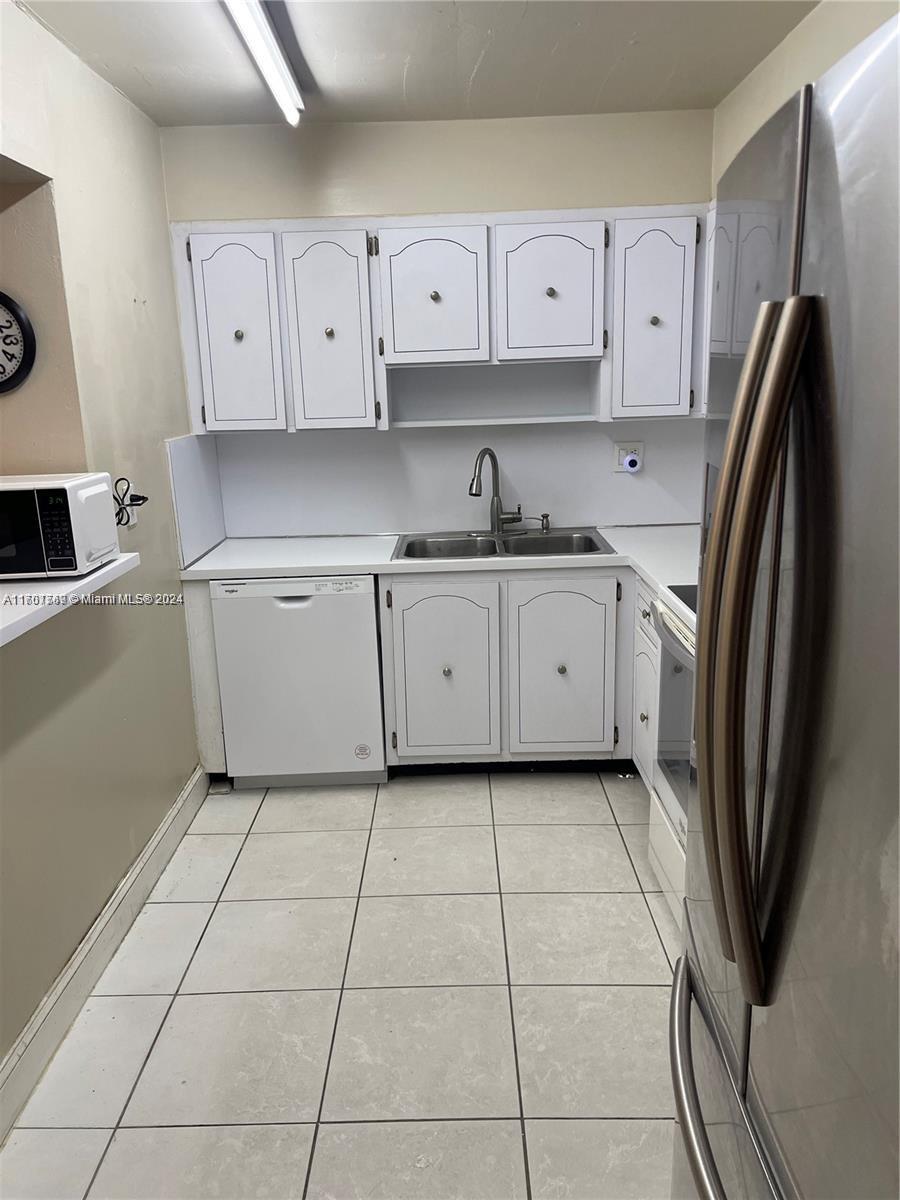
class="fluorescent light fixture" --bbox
[224,0,304,125]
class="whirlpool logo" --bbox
[354,744,371,760]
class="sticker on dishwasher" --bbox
[314,579,362,594]
[354,744,371,760]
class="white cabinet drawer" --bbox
[495,221,606,359]
[378,226,489,364]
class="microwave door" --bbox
[0,491,46,577]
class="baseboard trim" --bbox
[0,765,208,1138]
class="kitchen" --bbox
[0,2,897,1198]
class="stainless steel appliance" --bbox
[671,19,899,1199]
[0,472,119,578]
[652,597,695,849]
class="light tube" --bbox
[224,0,304,126]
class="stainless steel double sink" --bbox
[393,527,615,560]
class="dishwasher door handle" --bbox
[273,595,314,607]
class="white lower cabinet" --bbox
[632,629,659,787]
[391,580,501,756]
[507,578,617,752]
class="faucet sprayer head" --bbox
[468,475,482,497]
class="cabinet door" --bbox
[731,212,779,353]
[508,578,617,753]
[633,633,658,787]
[392,581,500,755]
[281,230,376,428]
[611,215,697,418]
[378,226,489,364]
[707,212,739,356]
[189,232,286,430]
[495,221,606,359]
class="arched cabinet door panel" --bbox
[495,221,606,359]
[189,232,286,430]
[731,212,780,353]
[392,581,500,755]
[378,226,489,364]
[507,577,617,753]
[612,216,697,418]
[708,212,739,356]
[281,230,376,428]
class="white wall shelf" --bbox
[0,553,141,647]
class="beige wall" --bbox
[161,109,714,219]
[712,0,898,180]
[0,181,85,474]
[0,4,196,1056]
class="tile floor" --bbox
[1,770,683,1200]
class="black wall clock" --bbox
[0,291,37,393]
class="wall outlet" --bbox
[614,442,644,473]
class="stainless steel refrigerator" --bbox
[671,18,899,1199]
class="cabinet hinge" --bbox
[200,403,206,425]
[391,731,397,749]
[602,329,609,351]
[186,237,192,262]
[374,400,382,421]
[616,580,622,601]
[367,234,379,256]
[689,389,695,410]
[378,336,384,357]
[614,724,619,747]
[696,219,701,244]
[604,226,610,249]
[385,588,392,608]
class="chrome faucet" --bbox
[468,447,522,534]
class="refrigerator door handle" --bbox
[670,957,728,1200]
[713,296,813,1006]
[695,300,782,965]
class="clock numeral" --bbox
[3,350,17,364]
[0,320,12,332]
[2,335,20,347]
[0,364,7,378]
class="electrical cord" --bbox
[113,477,149,527]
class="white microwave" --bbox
[0,472,120,579]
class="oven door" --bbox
[652,599,695,847]
[0,489,46,577]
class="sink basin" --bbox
[400,534,500,559]
[501,530,614,555]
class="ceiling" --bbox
[26,0,816,127]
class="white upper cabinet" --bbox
[281,230,376,428]
[507,577,617,753]
[611,215,697,418]
[189,232,286,431]
[378,225,489,364]
[494,221,606,360]
[732,211,779,353]
[707,211,739,356]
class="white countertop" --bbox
[180,525,700,620]
[0,553,141,648]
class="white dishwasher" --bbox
[210,576,385,785]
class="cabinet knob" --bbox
[234,329,245,341]
[430,290,441,302]
[546,286,557,298]
[640,711,649,723]
[557,664,567,675]
[325,326,335,338]
[649,315,661,327]
[442,666,452,677]
[642,608,650,619]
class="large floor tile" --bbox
[253,785,376,832]
[188,790,264,834]
[148,835,244,903]
[514,986,673,1117]
[620,825,663,891]
[374,774,491,827]
[93,903,212,996]
[495,825,638,893]
[0,1129,110,1200]
[646,893,682,968]
[222,830,368,900]
[322,986,518,1120]
[601,772,652,824]
[345,895,506,987]
[503,894,670,984]
[491,773,614,824]
[181,898,355,992]
[89,1125,314,1200]
[307,1121,528,1200]
[527,1118,674,1199]
[362,826,498,895]
[123,991,338,1125]
[18,996,168,1128]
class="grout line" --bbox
[78,788,270,1200]
[301,783,379,1200]
[18,1114,676,1131]
[488,776,533,1200]
[145,888,649,905]
[94,982,671,999]
[184,820,636,836]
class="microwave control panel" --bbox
[38,489,76,571]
